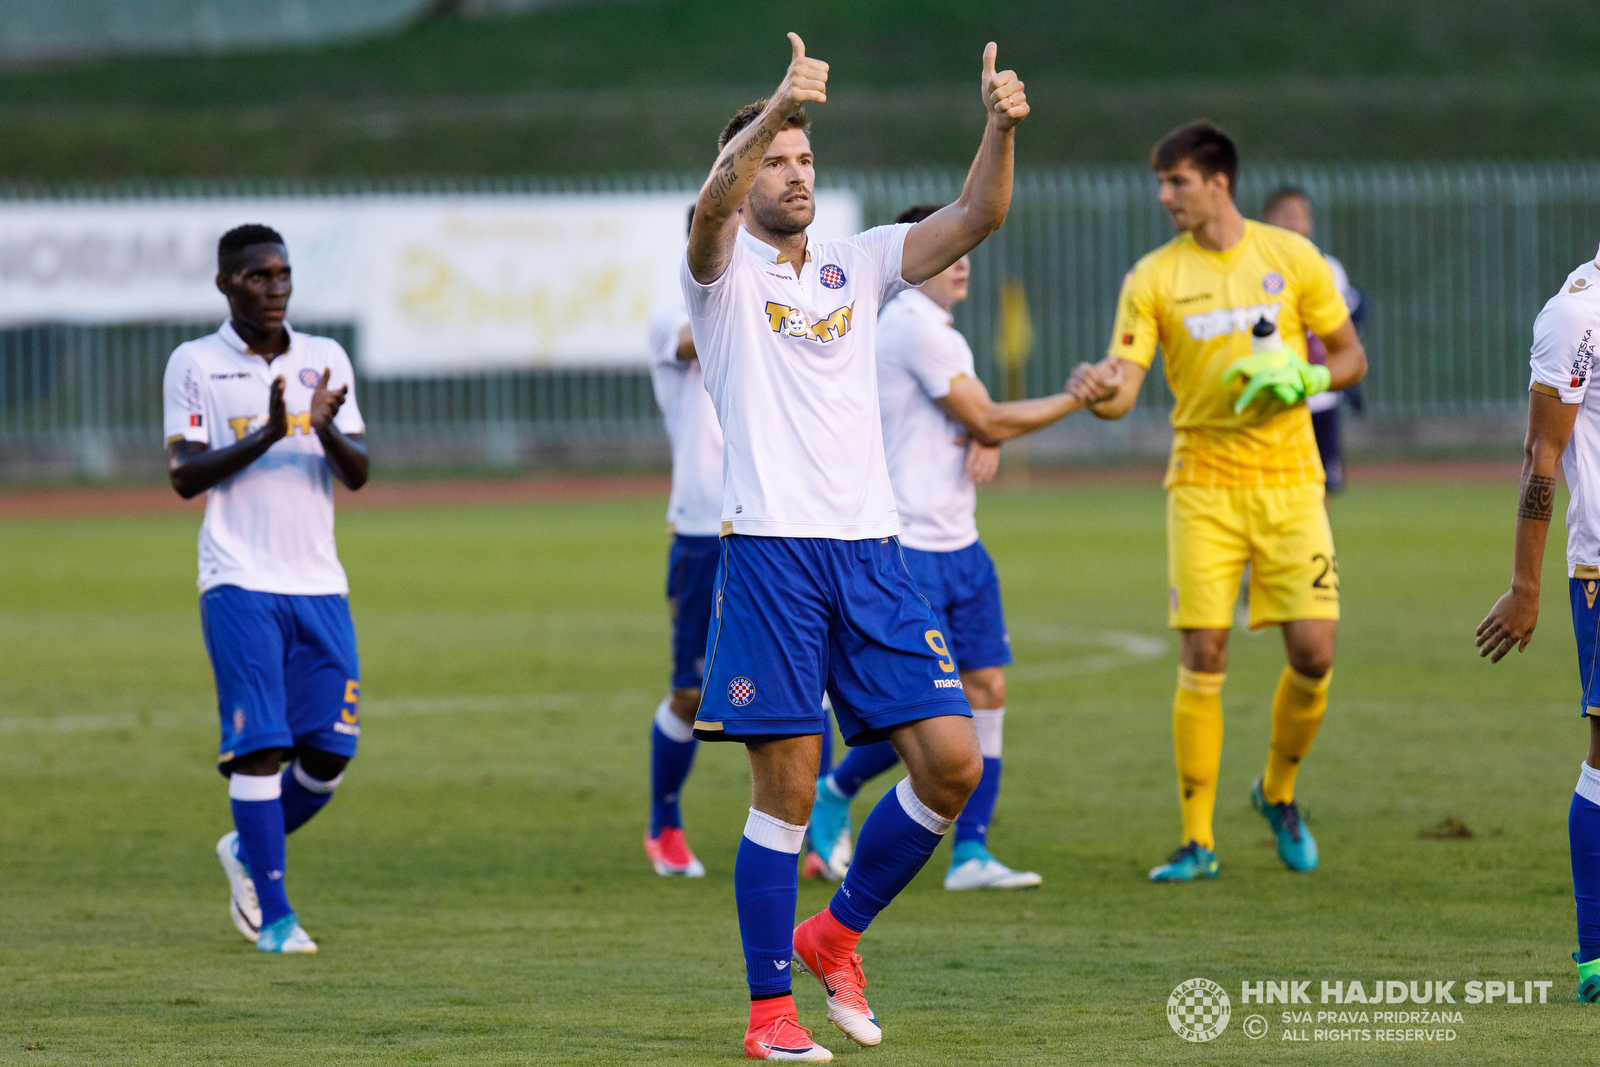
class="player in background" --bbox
[1261,187,1366,493]
[1476,243,1600,1001]
[163,224,369,953]
[1074,122,1366,883]
[807,202,1113,891]
[682,33,1029,1060]
[645,206,837,879]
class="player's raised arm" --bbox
[900,43,1029,285]
[686,33,827,284]
[1477,388,1579,661]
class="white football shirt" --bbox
[647,295,724,536]
[876,289,980,553]
[1307,252,1359,414]
[1528,247,1600,576]
[681,224,915,539]
[162,320,365,595]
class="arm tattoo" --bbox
[1518,473,1556,521]
[705,122,777,210]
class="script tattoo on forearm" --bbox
[1518,473,1556,522]
[705,122,777,210]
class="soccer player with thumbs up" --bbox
[680,32,1027,1061]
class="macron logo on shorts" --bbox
[934,678,963,689]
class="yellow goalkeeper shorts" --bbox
[1165,483,1340,631]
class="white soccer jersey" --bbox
[876,289,980,553]
[1528,248,1600,576]
[647,295,724,536]
[681,224,916,539]
[162,321,365,595]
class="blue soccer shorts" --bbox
[1572,576,1600,718]
[200,584,362,772]
[695,535,972,746]
[899,540,1013,672]
[667,533,720,691]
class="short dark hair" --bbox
[218,224,285,273]
[1263,186,1310,218]
[1150,120,1240,197]
[895,203,945,226]
[718,99,811,152]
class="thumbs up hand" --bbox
[982,42,1029,130]
[775,32,829,116]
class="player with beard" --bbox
[681,33,1029,1060]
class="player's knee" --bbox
[230,747,286,777]
[940,746,985,803]
[296,747,349,783]
[962,668,1006,709]
[1289,649,1333,679]
[669,688,701,723]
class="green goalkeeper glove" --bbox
[1220,346,1294,385]
[1228,359,1332,413]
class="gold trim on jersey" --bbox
[721,520,734,537]
[1531,381,1563,398]
[692,719,724,733]
[1575,565,1600,580]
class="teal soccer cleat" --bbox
[1148,841,1219,882]
[256,913,317,954]
[1252,776,1318,871]
[808,776,854,881]
[1576,953,1600,1002]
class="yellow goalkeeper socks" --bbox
[1261,666,1331,805]
[1173,667,1226,851]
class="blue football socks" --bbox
[955,708,1006,848]
[1572,763,1600,963]
[280,759,342,835]
[828,740,901,800]
[736,809,807,997]
[650,699,698,836]
[230,772,293,928]
[829,778,952,932]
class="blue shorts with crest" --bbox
[695,535,971,746]
[1572,576,1600,718]
[200,584,361,773]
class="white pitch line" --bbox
[1006,626,1167,681]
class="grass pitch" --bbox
[0,479,1592,1064]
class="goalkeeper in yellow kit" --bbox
[1076,121,1367,881]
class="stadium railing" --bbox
[5,163,1598,479]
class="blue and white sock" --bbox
[736,809,806,997]
[649,699,698,836]
[954,708,1004,854]
[827,740,901,800]
[829,778,952,932]
[280,759,343,835]
[230,772,293,928]
[1572,762,1600,963]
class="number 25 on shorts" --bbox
[1311,553,1339,592]
[925,630,955,672]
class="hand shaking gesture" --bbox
[981,43,1029,130]
[776,33,829,116]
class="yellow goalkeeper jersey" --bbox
[1108,220,1350,489]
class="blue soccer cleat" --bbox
[808,776,854,882]
[256,913,317,954]
[1252,776,1318,871]
[1577,953,1600,1002]
[1148,841,1219,882]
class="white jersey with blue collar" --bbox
[1530,248,1600,577]
[162,320,365,595]
[680,223,916,539]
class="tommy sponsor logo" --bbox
[764,301,855,343]
[229,412,316,441]
[1573,328,1594,387]
[1183,302,1281,342]
[820,263,846,289]
[299,368,322,389]
[728,677,754,706]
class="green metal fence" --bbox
[4,163,1598,477]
